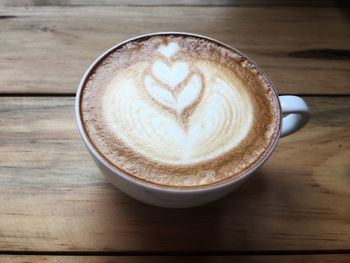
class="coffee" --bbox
[80,34,281,188]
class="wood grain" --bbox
[1,0,347,7]
[0,7,349,94]
[0,96,349,252]
[1,255,350,263]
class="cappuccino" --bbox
[80,34,280,188]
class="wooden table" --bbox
[0,1,349,262]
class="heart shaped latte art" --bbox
[145,73,202,115]
[157,42,179,58]
[152,60,189,90]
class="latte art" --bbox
[145,42,203,117]
[81,35,280,187]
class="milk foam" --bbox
[81,36,280,187]
[102,42,254,165]
[158,42,179,58]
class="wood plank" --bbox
[1,255,350,263]
[0,0,347,7]
[0,7,349,94]
[0,96,349,252]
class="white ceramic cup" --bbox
[75,32,309,208]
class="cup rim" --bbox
[75,32,282,193]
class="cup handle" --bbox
[279,95,310,137]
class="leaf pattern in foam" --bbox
[144,75,176,109]
[177,74,202,115]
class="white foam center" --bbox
[103,73,253,165]
[102,43,254,165]
[152,60,189,89]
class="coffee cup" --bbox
[75,32,309,208]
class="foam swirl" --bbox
[103,57,253,165]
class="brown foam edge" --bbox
[77,32,282,191]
